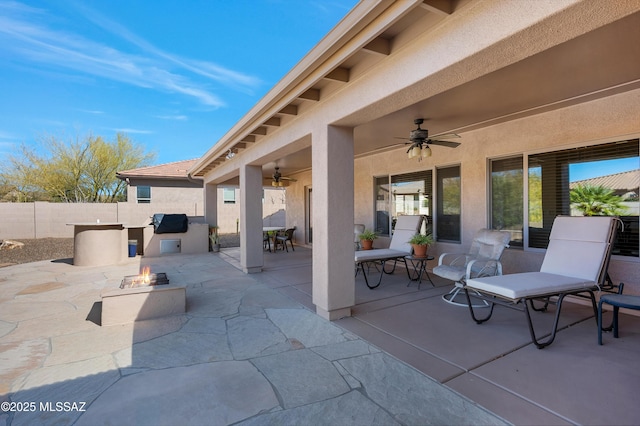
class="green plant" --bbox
[570,184,627,216]
[358,229,378,241]
[408,233,434,245]
[209,226,220,244]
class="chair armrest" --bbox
[465,258,503,280]
[438,252,470,267]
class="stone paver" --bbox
[0,253,507,425]
[251,349,351,409]
[76,361,278,426]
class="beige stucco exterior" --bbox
[190,0,640,319]
[123,178,286,235]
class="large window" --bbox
[528,139,639,256]
[436,166,461,242]
[375,171,432,236]
[136,186,151,203]
[490,157,523,247]
[391,171,432,234]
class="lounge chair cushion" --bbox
[540,239,608,282]
[466,272,595,300]
[355,248,409,262]
[539,216,613,282]
[388,229,415,253]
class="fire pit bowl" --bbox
[101,271,185,326]
[120,272,169,289]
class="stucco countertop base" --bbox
[67,223,127,267]
[101,284,186,326]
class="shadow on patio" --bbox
[221,245,640,425]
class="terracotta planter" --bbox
[411,243,428,258]
[360,239,374,250]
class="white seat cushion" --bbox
[466,272,595,300]
[432,264,466,281]
[355,249,409,263]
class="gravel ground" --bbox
[0,234,240,266]
[0,238,75,266]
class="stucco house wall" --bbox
[120,161,286,234]
[284,88,640,286]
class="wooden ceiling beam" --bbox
[264,117,281,127]
[279,105,298,115]
[325,67,350,82]
[298,88,320,101]
[251,126,268,135]
[233,142,247,150]
[420,0,453,16]
[363,37,390,56]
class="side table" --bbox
[405,255,435,289]
[598,290,640,345]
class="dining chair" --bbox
[263,231,272,252]
[275,227,296,252]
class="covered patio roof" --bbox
[189,0,640,183]
[187,0,640,320]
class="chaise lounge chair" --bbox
[355,215,425,289]
[463,215,619,349]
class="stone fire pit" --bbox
[101,271,185,326]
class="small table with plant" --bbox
[404,255,435,289]
[406,233,435,289]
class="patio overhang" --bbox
[189,0,640,184]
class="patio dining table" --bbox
[263,227,284,252]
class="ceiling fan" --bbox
[271,166,296,187]
[397,118,461,160]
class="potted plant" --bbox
[408,233,433,258]
[209,226,220,252]
[358,229,378,250]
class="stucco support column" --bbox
[240,164,264,273]
[312,125,355,320]
[204,182,218,227]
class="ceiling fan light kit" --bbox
[399,118,461,161]
[270,166,294,187]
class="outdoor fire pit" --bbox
[120,269,169,288]
[101,268,185,326]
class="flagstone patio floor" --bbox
[1,246,638,425]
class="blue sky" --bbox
[0,0,358,165]
[570,158,639,182]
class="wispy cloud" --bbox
[156,115,188,121]
[111,128,154,135]
[0,1,261,106]
[0,130,19,141]
[77,6,262,93]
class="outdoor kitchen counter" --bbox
[67,222,128,267]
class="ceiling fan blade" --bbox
[429,139,461,148]
[432,132,461,139]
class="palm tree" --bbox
[570,184,627,216]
